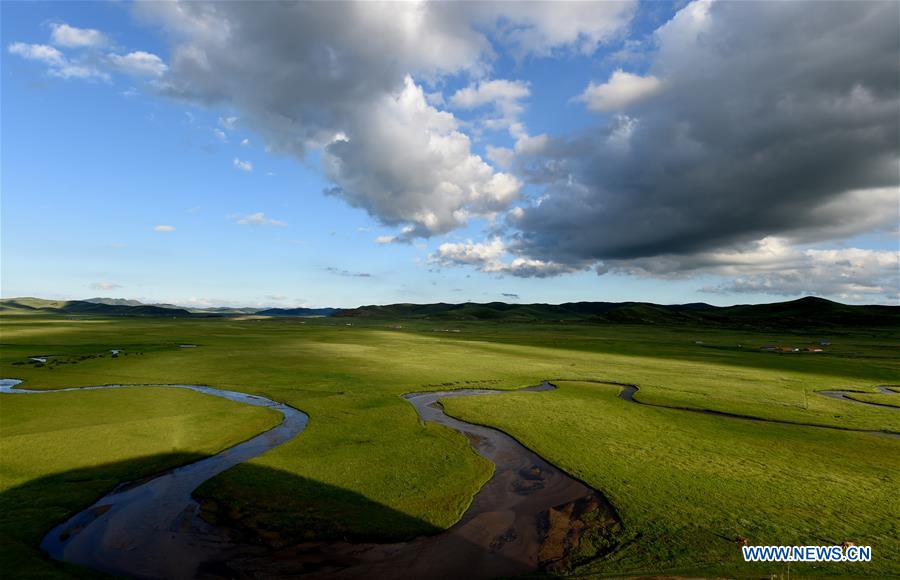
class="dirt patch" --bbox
[538,494,620,573]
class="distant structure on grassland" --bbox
[759,343,825,353]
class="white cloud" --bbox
[699,246,900,302]
[235,212,286,226]
[154,225,176,232]
[475,2,637,58]
[375,235,396,245]
[450,79,530,110]
[593,236,900,302]
[233,158,253,171]
[513,133,549,155]
[107,51,168,77]
[89,281,122,290]
[212,128,227,142]
[9,42,64,65]
[577,69,664,111]
[240,138,250,146]
[322,77,520,238]
[486,145,514,169]
[575,69,664,111]
[50,23,108,48]
[431,238,581,278]
[131,2,637,242]
[450,79,531,138]
[7,42,108,80]
[219,116,239,130]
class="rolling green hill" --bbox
[337,297,899,329]
[0,297,195,317]
[257,307,339,317]
[2,296,896,329]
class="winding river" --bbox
[3,377,894,578]
[1,378,308,578]
[1,379,616,579]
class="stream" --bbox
[817,385,899,410]
[1,378,308,578]
[1,379,616,579]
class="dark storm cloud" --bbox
[510,1,899,266]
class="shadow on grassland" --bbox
[194,461,442,546]
[1,457,532,579]
[1,453,207,579]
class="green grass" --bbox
[845,392,900,408]
[0,387,281,578]
[443,381,900,576]
[0,312,897,576]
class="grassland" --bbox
[0,386,281,578]
[444,381,900,576]
[0,310,898,576]
[845,392,900,408]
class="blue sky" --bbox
[2,1,897,308]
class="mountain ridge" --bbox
[2,296,896,329]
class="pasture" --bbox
[0,311,897,576]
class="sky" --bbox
[1,0,898,309]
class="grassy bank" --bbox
[443,381,900,576]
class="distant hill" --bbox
[83,297,261,314]
[2,296,896,328]
[257,307,340,317]
[193,306,264,314]
[710,296,899,328]
[84,297,147,307]
[336,297,899,329]
[0,297,336,318]
[0,297,195,317]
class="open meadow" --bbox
[0,309,898,577]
